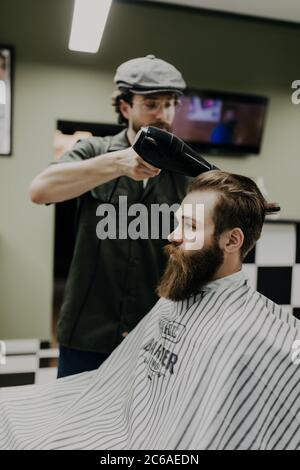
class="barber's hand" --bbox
[117,147,161,181]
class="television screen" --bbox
[172,90,268,155]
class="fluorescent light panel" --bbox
[69,0,112,53]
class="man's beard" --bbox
[132,121,172,133]
[156,236,224,301]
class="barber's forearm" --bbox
[29,151,123,204]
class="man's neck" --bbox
[126,128,136,146]
[212,263,242,281]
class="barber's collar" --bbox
[108,128,130,151]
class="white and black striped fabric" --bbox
[1,270,299,450]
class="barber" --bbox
[30,55,189,377]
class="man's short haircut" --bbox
[187,170,280,260]
[112,89,134,125]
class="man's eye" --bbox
[184,222,194,229]
[145,102,157,110]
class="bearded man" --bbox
[1,171,299,450]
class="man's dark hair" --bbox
[112,89,134,125]
[187,170,280,260]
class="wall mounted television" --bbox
[172,89,268,155]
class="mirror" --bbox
[0,46,13,156]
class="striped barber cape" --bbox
[1,270,300,450]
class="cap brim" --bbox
[118,85,184,95]
[131,88,184,95]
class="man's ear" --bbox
[222,228,244,254]
[119,99,131,120]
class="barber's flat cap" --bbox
[114,54,186,95]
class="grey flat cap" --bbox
[114,54,186,95]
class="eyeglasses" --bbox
[133,98,182,114]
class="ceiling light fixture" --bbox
[69,0,113,53]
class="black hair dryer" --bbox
[133,126,219,177]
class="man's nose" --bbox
[155,105,169,121]
[168,226,183,244]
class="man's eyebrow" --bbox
[174,212,198,223]
[142,95,159,100]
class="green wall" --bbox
[0,0,299,338]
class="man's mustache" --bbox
[164,243,189,274]
[164,243,193,258]
[164,243,180,257]
[149,122,171,131]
